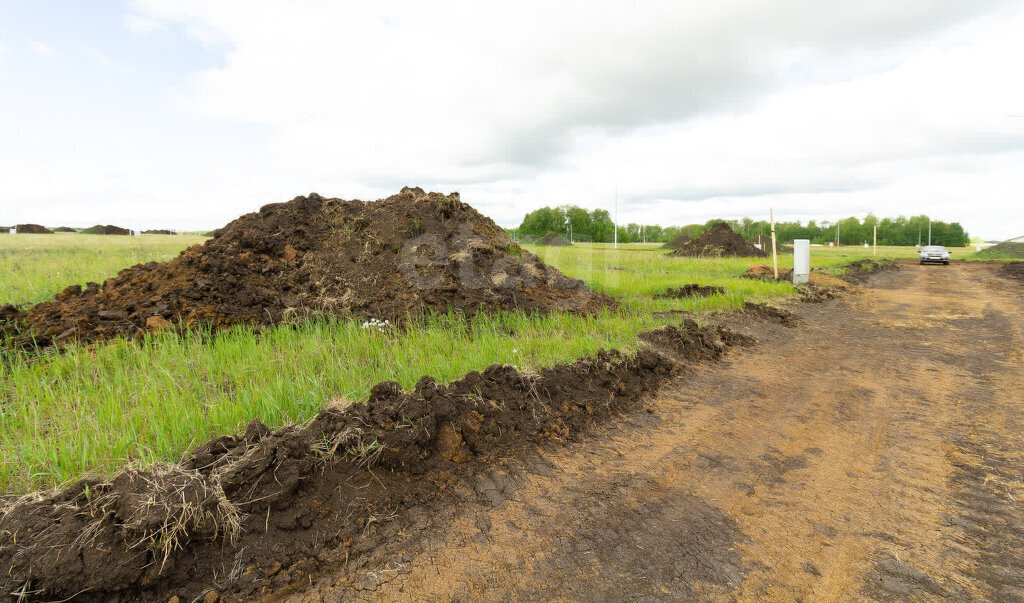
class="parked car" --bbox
[919,245,950,265]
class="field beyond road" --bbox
[0,236,974,494]
[297,260,1024,600]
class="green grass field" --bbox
[0,235,977,494]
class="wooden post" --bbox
[770,208,779,279]
[873,224,877,256]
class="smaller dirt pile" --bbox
[519,234,540,244]
[142,229,176,235]
[81,224,131,235]
[14,224,53,234]
[974,242,1024,260]
[655,284,724,299]
[53,226,77,232]
[1000,261,1024,285]
[661,233,692,250]
[538,232,572,246]
[668,222,766,258]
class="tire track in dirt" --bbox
[286,262,1023,601]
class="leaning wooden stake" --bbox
[770,208,779,279]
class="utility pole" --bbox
[770,208,779,279]
[928,218,932,246]
[613,184,618,249]
[836,221,840,247]
[873,224,877,256]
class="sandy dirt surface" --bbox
[287,261,1024,601]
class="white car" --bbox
[919,245,950,265]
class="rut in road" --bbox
[282,262,1024,601]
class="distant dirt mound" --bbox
[748,235,791,253]
[14,224,53,234]
[538,232,572,246]
[81,224,131,235]
[5,188,610,347]
[661,233,692,250]
[974,242,1024,259]
[142,229,176,235]
[654,284,724,299]
[519,234,540,244]
[53,227,77,233]
[668,222,766,258]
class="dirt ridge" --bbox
[0,317,754,601]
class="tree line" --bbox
[513,205,969,246]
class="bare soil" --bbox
[14,224,53,234]
[286,261,1021,601]
[537,232,572,246]
[80,224,131,235]
[2,188,609,348]
[1001,261,1024,284]
[654,284,725,299]
[669,222,766,258]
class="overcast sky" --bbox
[1,1,1022,238]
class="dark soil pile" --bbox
[660,233,692,250]
[974,242,1024,259]
[53,226,77,233]
[0,318,747,601]
[538,232,572,246]
[839,258,899,284]
[1000,261,1024,285]
[748,235,791,253]
[654,284,724,299]
[668,222,766,258]
[14,224,53,234]
[519,234,540,244]
[142,229,176,235]
[81,224,131,235]
[4,188,610,347]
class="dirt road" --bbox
[289,262,1024,601]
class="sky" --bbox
[0,1,1022,238]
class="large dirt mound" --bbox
[0,318,748,601]
[748,234,791,253]
[53,226,77,233]
[974,242,1024,259]
[668,222,766,258]
[81,224,131,235]
[14,224,53,234]
[538,232,572,246]
[661,233,692,249]
[5,188,610,347]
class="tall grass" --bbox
[0,237,929,495]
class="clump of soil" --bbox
[1000,261,1024,285]
[654,284,724,299]
[0,317,742,601]
[538,232,572,246]
[740,265,794,281]
[142,229,176,235]
[14,224,53,234]
[744,302,796,326]
[53,226,77,233]
[668,222,766,258]
[748,235,791,253]
[661,233,692,250]
[839,258,899,284]
[974,242,1024,260]
[4,188,610,348]
[80,224,131,235]
[519,234,540,244]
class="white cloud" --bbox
[29,41,57,57]
[2,1,1022,238]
